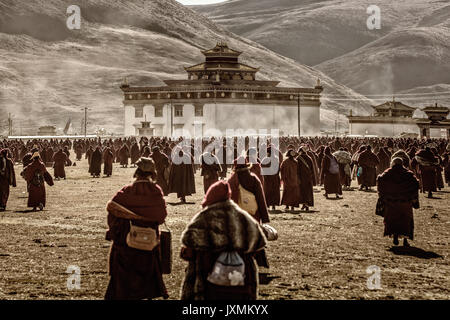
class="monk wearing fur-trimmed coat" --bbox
[180,180,266,300]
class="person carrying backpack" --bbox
[320,146,342,199]
[180,180,266,300]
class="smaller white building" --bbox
[347,100,419,137]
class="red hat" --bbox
[201,180,231,208]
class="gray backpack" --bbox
[329,156,339,175]
[207,251,245,287]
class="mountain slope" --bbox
[194,0,448,66]
[0,0,371,136]
[316,27,450,96]
[195,0,450,107]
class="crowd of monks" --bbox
[1,135,449,242]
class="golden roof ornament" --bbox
[120,77,129,88]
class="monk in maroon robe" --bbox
[119,144,130,168]
[297,147,315,211]
[150,147,170,196]
[168,150,196,203]
[376,147,390,175]
[247,148,264,189]
[320,146,342,199]
[103,147,114,177]
[180,180,265,300]
[377,157,419,247]
[333,148,352,189]
[85,145,94,166]
[89,147,102,177]
[357,145,379,191]
[280,150,301,210]
[130,143,140,167]
[443,147,450,187]
[200,152,222,194]
[0,149,16,211]
[52,149,67,180]
[261,152,281,210]
[228,157,270,268]
[75,144,83,161]
[411,147,438,198]
[23,153,53,211]
[105,157,168,300]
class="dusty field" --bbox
[0,157,449,300]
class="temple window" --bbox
[154,105,163,118]
[135,105,144,118]
[195,104,204,117]
[174,105,184,117]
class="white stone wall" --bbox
[124,105,136,136]
[124,102,320,137]
[350,122,419,137]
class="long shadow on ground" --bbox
[259,273,281,285]
[167,202,196,206]
[388,246,443,259]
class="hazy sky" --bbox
[176,0,227,5]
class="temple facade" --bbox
[347,99,419,136]
[121,42,323,137]
[347,100,450,138]
[416,103,450,138]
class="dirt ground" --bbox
[0,157,449,300]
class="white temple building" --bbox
[121,42,323,137]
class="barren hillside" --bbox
[0,0,370,136]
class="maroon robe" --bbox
[119,145,130,166]
[89,148,102,177]
[52,150,67,179]
[376,148,390,175]
[168,152,196,198]
[411,149,438,193]
[297,153,314,207]
[320,154,342,195]
[357,149,380,187]
[228,169,270,268]
[23,159,53,208]
[261,157,281,207]
[378,165,419,240]
[105,180,168,300]
[280,157,301,207]
[0,154,16,208]
[103,148,114,176]
[200,154,222,194]
[151,150,170,196]
[130,143,140,165]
